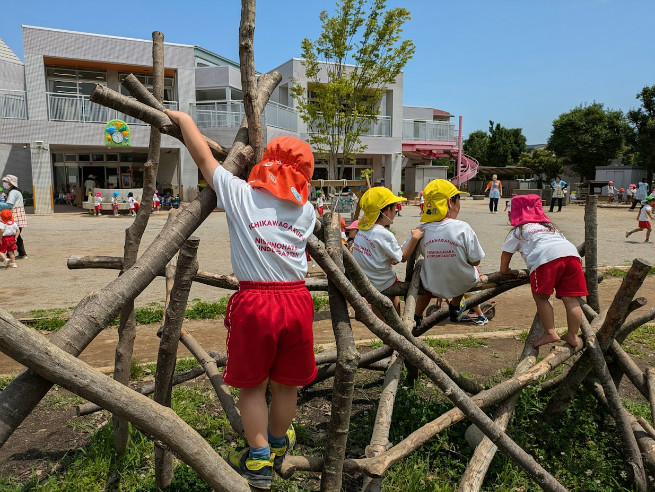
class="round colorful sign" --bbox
[105,119,131,146]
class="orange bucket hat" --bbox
[248,136,314,205]
[0,209,14,224]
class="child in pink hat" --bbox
[499,195,587,348]
[93,191,103,216]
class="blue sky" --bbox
[2,0,654,144]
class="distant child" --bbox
[353,187,423,315]
[630,178,649,210]
[408,180,486,326]
[316,190,324,216]
[0,186,5,203]
[419,191,425,213]
[607,181,617,202]
[111,191,120,217]
[165,108,316,489]
[93,191,103,216]
[500,194,587,348]
[626,195,654,243]
[396,191,404,216]
[152,190,161,213]
[504,198,512,222]
[127,192,139,216]
[0,209,19,268]
[345,219,359,251]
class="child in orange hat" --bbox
[165,109,316,489]
[0,209,20,268]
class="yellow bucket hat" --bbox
[358,187,406,231]
[421,179,469,222]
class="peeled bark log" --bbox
[0,309,249,492]
[647,368,655,429]
[0,71,280,449]
[458,313,544,492]
[154,237,199,489]
[306,237,567,491]
[180,328,244,438]
[584,195,600,312]
[239,0,263,164]
[309,345,393,387]
[321,212,360,492]
[544,258,652,419]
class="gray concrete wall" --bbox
[403,105,433,120]
[0,144,31,192]
[0,60,25,91]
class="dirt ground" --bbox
[0,199,653,482]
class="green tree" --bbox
[627,85,655,187]
[547,102,625,180]
[486,121,527,166]
[291,0,415,180]
[518,148,564,189]
[462,130,489,164]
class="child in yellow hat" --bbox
[353,187,424,314]
[406,179,486,325]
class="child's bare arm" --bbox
[499,251,515,274]
[164,110,219,188]
[400,228,424,262]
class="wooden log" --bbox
[341,246,483,394]
[580,317,647,490]
[458,313,544,492]
[647,368,655,429]
[0,309,249,492]
[615,307,655,345]
[180,328,244,437]
[306,237,567,491]
[0,71,280,449]
[239,0,263,164]
[399,260,422,386]
[309,346,394,387]
[544,258,653,420]
[154,237,199,488]
[609,341,648,396]
[584,195,600,312]
[321,212,361,492]
[280,339,584,480]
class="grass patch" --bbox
[626,324,655,350]
[423,336,486,354]
[369,339,384,349]
[604,267,628,278]
[312,293,330,311]
[185,297,230,319]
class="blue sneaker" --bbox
[473,314,489,325]
[449,300,466,322]
[227,447,274,489]
[270,424,296,472]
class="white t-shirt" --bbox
[94,196,102,206]
[636,182,648,200]
[502,222,579,273]
[405,219,484,299]
[317,196,324,207]
[128,197,137,208]
[352,225,402,291]
[638,204,652,222]
[0,222,18,237]
[213,165,315,282]
[6,189,23,208]
[153,193,160,203]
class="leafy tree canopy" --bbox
[462,130,489,164]
[547,102,626,180]
[626,85,655,186]
[291,0,415,180]
[518,148,564,188]
[486,121,527,167]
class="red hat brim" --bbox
[248,161,310,205]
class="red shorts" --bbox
[530,256,588,298]
[639,221,651,229]
[223,281,317,388]
[94,205,102,211]
[318,206,324,215]
[0,236,16,254]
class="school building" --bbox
[0,26,471,214]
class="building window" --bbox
[119,73,176,102]
[46,68,107,95]
[195,88,227,101]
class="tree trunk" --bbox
[647,368,655,429]
[320,212,361,492]
[154,237,199,489]
[0,310,250,492]
[584,195,600,312]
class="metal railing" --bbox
[402,119,455,141]
[47,93,178,124]
[0,90,27,119]
[308,114,392,137]
[190,100,298,131]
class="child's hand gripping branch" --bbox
[165,109,318,489]
[501,195,587,348]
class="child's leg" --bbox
[646,228,651,241]
[472,305,483,316]
[391,295,400,315]
[415,294,431,317]
[531,292,560,347]
[560,296,581,347]
[0,252,6,266]
[238,380,270,450]
[269,381,297,440]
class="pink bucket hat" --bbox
[345,220,359,230]
[510,195,550,227]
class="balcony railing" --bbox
[190,100,298,132]
[402,119,455,141]
[46,93,178,124]
[0,90,27,120]
[308,114,392,137]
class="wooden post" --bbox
[584,195,600,312]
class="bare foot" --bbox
[532,332,560,348]
[560,333,580,347]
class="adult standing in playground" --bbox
[0,175,27,258]
[84,174,96,201]
[485,174,502,213]
[630,178,649,210]
[549,176,567,212]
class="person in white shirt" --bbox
[165,108,316,489]
[0,209,19,268]
[127,192,139,217]
[408,180,486,325]
[500,194,587,348]
[631,178,649,210]
[93,191,103,216]
[111,191,120,217]
[316,190,324,216]
[353,186,423,315]
[152,190,161,213]
[626,195,654,243]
